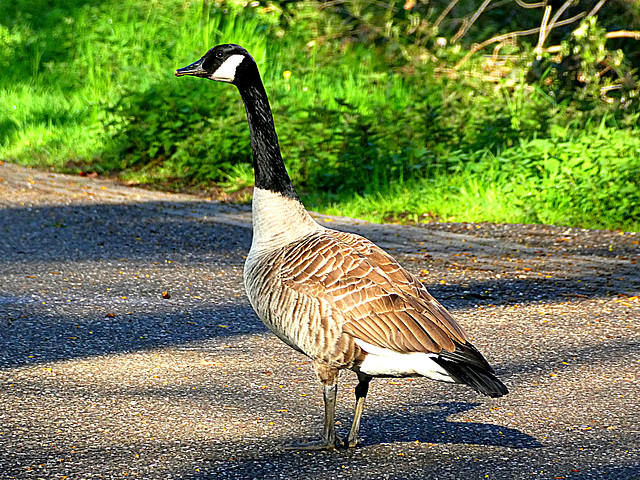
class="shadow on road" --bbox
[1,201,637,371]
[0,303,265,368]
[356,401,542,449]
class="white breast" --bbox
[243,188,325,352]
[247,187,321,255]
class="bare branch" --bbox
[454,11,586,68]
[601,84,622,103]
[456,27,541,69]
[452,0,493,43]
[535,5,552,56]
[534,0,576,56]
[491,38,517,61]
[544,45,562,53]
[540,30,640,55]
[433,0,461,29]
[605,30,640,40]
[547,0,578,33]
[587,0,607,18]
[513,0,547,8]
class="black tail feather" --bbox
[433,356,509,398]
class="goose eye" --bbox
[216,51,223,58]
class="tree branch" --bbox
[587,0,607,18]
[513,0,547,9]
[454,11,586,68]
[535,5,552,56]
[433,0,461,29]
[452,0,493,43]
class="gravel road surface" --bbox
[1,162,639,479]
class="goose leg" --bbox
[284,364,341,451]
[320,382,339,447]
[345,373,372,448]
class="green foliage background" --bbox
[1,0,639,230]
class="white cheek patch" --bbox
[211,54,245,82]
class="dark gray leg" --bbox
[346,373,372,448]
[284,363,341,451]
[320,383,338,447]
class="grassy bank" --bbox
[316,129,640,229]
[1,0,639,231]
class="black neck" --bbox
[236,80,299,200]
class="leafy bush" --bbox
[524,17,639,114]
[486,128,640,228]
[2,0,640,230]
[315,123,640,231]
[103,81,251,186]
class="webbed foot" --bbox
[282,437,343,451]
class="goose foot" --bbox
[343,437,358,449]
[282,437,343,451]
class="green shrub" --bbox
[1,0,639,231]
[103,81,251,185]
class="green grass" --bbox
[309,128,640,231]
[1,0,639,232]
[0,0,272,166]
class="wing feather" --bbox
[280,229,469,355]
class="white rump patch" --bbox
[355,339,455,383]
[211,54,245,82]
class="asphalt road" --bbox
[1,162,639,479]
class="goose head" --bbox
[175,43,299,200]
[175,44,256,84]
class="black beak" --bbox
[175,57,207,77]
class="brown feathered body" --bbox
[176,44,507,450]
[244,188,499,389]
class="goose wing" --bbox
[328,230,470,341]
[280,230,470,356]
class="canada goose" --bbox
[175,44,508,450]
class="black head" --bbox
[174,44,256,84]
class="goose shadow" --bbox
[352,401,542,449]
